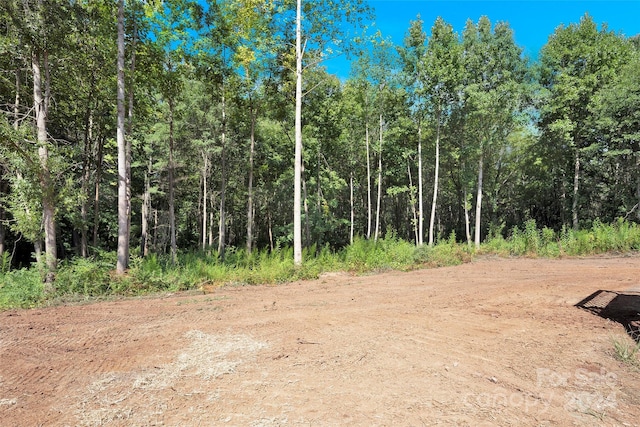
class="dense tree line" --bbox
[0,1,638,279]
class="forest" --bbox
[1,0,639,297]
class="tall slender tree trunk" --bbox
[43,50,51,113]
[474,149,484,248]
[153,208,158,249]
[126,15,137,264]
[374,113,383,241]
[80,63,97,257]
[15,69,41,259]
[141,154,152,256]
[168,99,177,264]
[293,0,303,265]
[33,49,56,285]
[349,171,354,245]
[14,69,20,128]
[246,103,256,254]
[218,151,226,259]
[15,10,41,262]
[80,107,93,257]
[268,207,274,251]
[417,124,423,246]
[464,187,472,246]
[202,151,208,251]
[92,136,104,248]
[407,160,418,245]
[572,147,580,230]
[365,123,372,239]
[302,164,311,248]
[208,197,214,248]
[116,0,129,273]
[218,92,227,259]
[428,110,441,246]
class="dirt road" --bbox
[1,256,639,426]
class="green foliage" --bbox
[484,218,640,257]
[54,257,113,296]
[0,268,44,309]
[414,232,473,267]
[560,218,640,255]
[538,14,634,228]
[483,230,510,256]
[343,235,415,272]
[0,251,11,274]
[1,219,640,310]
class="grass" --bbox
[1,218,640,310]
[611,335,640,369]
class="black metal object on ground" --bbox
[576,289,640,342]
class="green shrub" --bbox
[523,219,541,255]
[0,268,44,309]
[414,237,472,268]
[505,225,525,255]
[1,251,11,274]
[539,226,560,257]
[483,231,510,256]
[341,234,416,272]
[55,257,112,296]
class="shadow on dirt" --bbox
[576,290,640,343]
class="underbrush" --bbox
[1,219,639,309]
[483,218,640,257]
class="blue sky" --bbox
[324,0,640,76]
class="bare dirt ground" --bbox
[1,256,640,427]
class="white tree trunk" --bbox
[92,136,104,248]
[464,188,471,246]
[208,198,214,248]
[15,67,40,259]
[218,91,227,259]
[293,0,303,265]
[417,125,423,246]
[125,16,137,266]
[202,152,208,251]
[474,150,484,248]
[33,49,56,284]
[428,113,441,246]
[374,113,383,241]
[268,208,274,251]
[168,99,177,264]
[116,0,129,273]
[246,103,256,254]
[365,123,371,239]
[142,155,151,257]
[302,165,310,248]
[349,171,354,245]
[407,161,418,245]
[572,147,580,230]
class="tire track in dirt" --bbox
[0,304,187,425]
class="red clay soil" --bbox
[1,256,640,426]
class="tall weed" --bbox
[414,232,473,267]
